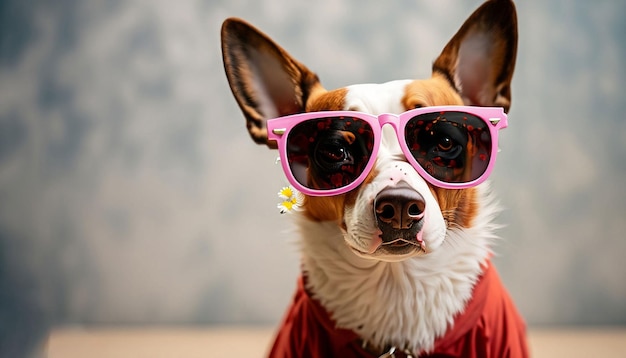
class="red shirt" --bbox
[268,262,528,357]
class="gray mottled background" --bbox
[1,0,625,356]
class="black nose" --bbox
[374,182,425,230]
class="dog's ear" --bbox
[221,18,322,148]
[433,0,518,112]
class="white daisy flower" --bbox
[277,186,303,214]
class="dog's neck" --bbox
[295,184,499,354]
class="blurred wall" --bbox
[1,0,625,356]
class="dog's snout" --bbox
[374,182,425,229]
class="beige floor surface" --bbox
[46,326,626,358]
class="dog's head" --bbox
[221,0,517,262]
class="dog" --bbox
[221,0,527,356]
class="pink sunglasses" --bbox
[267,106,508,196]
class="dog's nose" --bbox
[374,182,425,229]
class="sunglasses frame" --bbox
[267,105,508,196]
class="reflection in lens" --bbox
[405,111,492,183]
[286,117,374,190]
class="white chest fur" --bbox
[297,184,499,353]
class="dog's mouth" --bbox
[348,224,430,259]
[375,229,427,256]
[354,240,422,258]
[383,238,426,251]
[350,224,427,258]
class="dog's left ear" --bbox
[221,18,322,148]
[433,0,518,112]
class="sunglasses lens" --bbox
[405,111,492,184]
[286,116,375,191]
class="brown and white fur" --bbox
[221,0,522,355]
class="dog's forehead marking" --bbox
[343,79,412,115]
[343,80,413,155]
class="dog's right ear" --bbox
[221,18,322,148]
[432,0,518,113]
